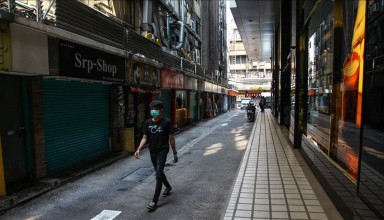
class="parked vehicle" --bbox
[240,98,252,109]
[247,101,256,122]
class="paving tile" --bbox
[286,187,301,193]
[287,199,303,205]
[304,199,321,206]
[271,199,287,205]
[285,192,301,198]
[237,203,253,211]
[242,183,255,189]
[253,211,270,218]
[302,194,317,200]
[254,204,270,211]
[300,189,315,195]
[271,204,288,211]
[238,198,253,204]
[284,184,298,189]
[241,188,254,193]
[309,212,328,219]
[255,193,269,199]
[235,210,252,218]
[306,205,324,213]
[270,185,283,189]
[271,193,285,199]
[240,193,254,199]
[270,189,284,194]
[271,211,289,219]
[256,184,269,189]
[256,188,269,194]
[290,211,309,219]
[289,205,306,212]
[254,198,270,205]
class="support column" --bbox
[279,0,292,126]
[294,0,307,148]
[30,76,46,179]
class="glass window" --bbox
[78,0,133,25]
[359,0,384,216]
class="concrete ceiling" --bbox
[230,0,280,63]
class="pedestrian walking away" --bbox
[134,100,179,212]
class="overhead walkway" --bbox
[222,109,342,220]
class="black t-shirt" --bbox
[142,118,174,151]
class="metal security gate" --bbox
[42,79,110,175]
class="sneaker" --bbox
[146,201,157,212]
[162,187,172,197]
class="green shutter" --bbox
[42,79,110,175]
[157,89,172,120]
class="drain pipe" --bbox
[167,13,172,48]
[175,0,185,50]
[142,0,153,34]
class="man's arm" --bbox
[134,134,148,158]
[169,134,178,163]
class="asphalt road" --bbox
[0,109,253,220]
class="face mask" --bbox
[150,109,160,118]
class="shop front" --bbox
[356,1,384,216]
[228,89,238,110]
[126,59,161,148]
[159,69,184,128]
[203,82,215,119]
[0,22,50,192]
[184,76,199,124]
[43,39,125,175]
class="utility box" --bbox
[119,128,135,153]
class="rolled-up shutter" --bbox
[42,79,110,175]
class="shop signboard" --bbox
[228,90,238,96]
[204,82,213,92]
[128,60,160,87]
[197,80,204,91]
[58,39,125,82]
[161,69,183,89]
[184,76,198,90]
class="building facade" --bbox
[0,0,227,195]
[227,2,272,101]
[270,0,384,218]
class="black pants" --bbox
[150,149,171,203]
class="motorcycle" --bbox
[247,105,256,122]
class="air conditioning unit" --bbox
[187,20,196,33]
[191,51,196,62]
[190,21,195,32]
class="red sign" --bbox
[161,70,183,89]
[228,90,238,96]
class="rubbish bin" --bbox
[119,127,135,153]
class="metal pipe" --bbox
[167,13,172,48]
[142,0,153,33]
[175,0,185,50]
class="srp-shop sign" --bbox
[58,39,125,82]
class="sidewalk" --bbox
[222,109,341,220]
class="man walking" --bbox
[134,100,178,212]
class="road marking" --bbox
[221,123,228,126]
[91,210,121,220]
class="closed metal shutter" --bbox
[42,79,110,175]
[159,89,173,120]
